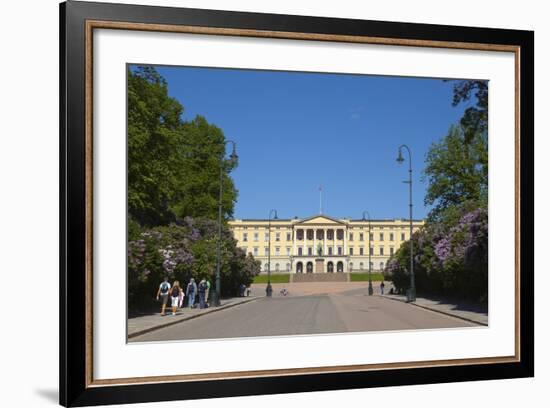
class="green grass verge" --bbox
[349,273,386,282]
[252,274,290,284]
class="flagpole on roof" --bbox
[319,185,322,214]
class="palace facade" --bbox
[228,215,424,274]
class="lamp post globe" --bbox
[266,209,278,297]
[362,210,373,296]
[212,140,238,307]
[396,145,416,303]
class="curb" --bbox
[375,295,488,326]
[128,297,260,339]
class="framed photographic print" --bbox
[60,0,534,406]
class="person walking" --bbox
[170,281,181,316]
[186,278,197,308]
[178,285,185,308]
[198,279,208,309]
[155,277,171,316]
[380,281,386,295]
[205,279,211,307]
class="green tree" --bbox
[449,80,488,144]
[127,66,238,226]
[172,116,238,221]
[127,66,186,226]
[423,125,488,220]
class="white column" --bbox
[344,226,348,255]
[293,227,297,256]
[313,228,317,256]
[302,229,306,254]
[323,229,327,255]
[333,229,336,254]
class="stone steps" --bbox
[291,273,349,283]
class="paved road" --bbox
[131,287,477,342]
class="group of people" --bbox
[155,277,211,316]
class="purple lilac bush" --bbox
[128,216,261,310]
[385,207,488,302]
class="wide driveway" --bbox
[131,286,478,342]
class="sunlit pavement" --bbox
[130,285,481,342]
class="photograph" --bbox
[126,65,489,342]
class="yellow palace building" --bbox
[228,215,424,274]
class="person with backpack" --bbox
[198,279,208,309]
[156,277,171,316]
[186,278,197,308]
[170,280,181,316]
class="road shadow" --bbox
[417,294,488,314]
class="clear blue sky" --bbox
[153,65,473,220]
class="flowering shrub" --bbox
[128,216,260,310]
[385,206,487,303]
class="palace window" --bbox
[286,247,291,255]
[298,247,303,256]
[264,233,269,241]
[276,233,280,241]
[287,233,291,241]
[349,233,354,241]
[338,247,343,255]
[349,262,354,272]
[264,263,268,271]
[286,263,291,271]
[379,233,384,241]
[275,263,280,271]
[349,248,354,255]
[360,262,364,270]
[275,247,280,256]
[359,247,364,255]
[265,247,269,255]
[389,233,394,241]
[359,233,364,241]
[253,233,259,242]
[243,233,248,242]
[379,261,384,270]
[369,233,374,241]
[253,247,259,256]
[379,247,384,255]
[401,232,406,241]
[308,247,313,256]
[370,247,374,255]
[328,247,333,255]
[390,247,394,255]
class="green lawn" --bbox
[252,274,290,284]
[349,272,386,282]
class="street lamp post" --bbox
[266,209,278,297]
[211,140,238,307]
[396,144,416,302]
[362,211,373,296]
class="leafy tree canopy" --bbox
[127,66,238,227]
[450,80,488,144]
[423,125,488,220]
